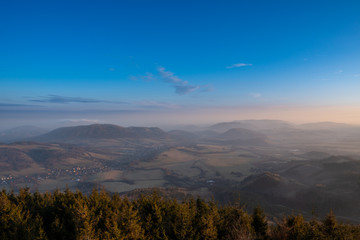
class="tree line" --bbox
[0,188,359,239]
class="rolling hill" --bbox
[0,125,48,143]
[215,128,268,145]
[31,124,169,142]
[209,119,292,133]
[0,142,112,171]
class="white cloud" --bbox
[174,85,200,95]
[137,101,180,109]
[157,66,211,95]
[130,75,138,81]
[226,63,253,69]
[199,85,214,93]
[29,95,106,104]
[131,72,157,82]
[141,72,156,82]
[28,95,126,104]
[157,66,183,83]
[249,92,262,99]
[334,69,343,74]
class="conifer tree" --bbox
[251,206,268,240]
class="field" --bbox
[128,144,266,187]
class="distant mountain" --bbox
[0,125,48,143]
[210,119,292,133]
[300,151,331,160]
[194,130,219,138]
[167,130,199,142]
[165,124,208,132]
[219,128,266,140]
[215,128,268,145]
[31,124,168,142]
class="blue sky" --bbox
[1,0,360,129]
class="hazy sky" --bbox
[1,0,360,129]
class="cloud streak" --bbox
[0,103,40,107]
[334,69,343,74]
[131,72,157,82]
[226,63,253,69]
[174,85,200,95]
[157,66,183,84]
[29,95,125,104]
[136,101,180,109]
[249,92,262,99]
[157,66,211,95]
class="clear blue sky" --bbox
[1,0,360,129]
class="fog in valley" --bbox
[1,119,360,223]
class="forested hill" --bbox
[1,189,360,240]
[31,124,168,142]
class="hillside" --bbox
[0,147,34,171]
[210,119,292,133]
[223,156,360,222]
[31,124,169,142]
[0,142,116,177]
[0,125,48,142]
[217,128,268,145]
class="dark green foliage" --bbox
[0,188,360,240]
[252,206,268,239]
[218,204,254,239]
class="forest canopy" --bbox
[1,188,360,240]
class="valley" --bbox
[1,120,360,223]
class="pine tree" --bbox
[251,206,268,240]
[323,210,337,238]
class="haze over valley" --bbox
[1,120,360,223]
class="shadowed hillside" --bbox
[210,120,293,133]
[217,128,268,145]
[32,124,168,142]
[0,125,48,143]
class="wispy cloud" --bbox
[130,72,157,82]
[131,66,212,96]
[156,66,211,95]
[0,103,39,107]
[199,85,214,93]
[157,66,183,84]
[334,69,343,74]
[249,92,262,99]
[28,95,125,104]
[226,63,253,69]
[174,85,200,95]
[136,101,180,109]
[354,74,360,77]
